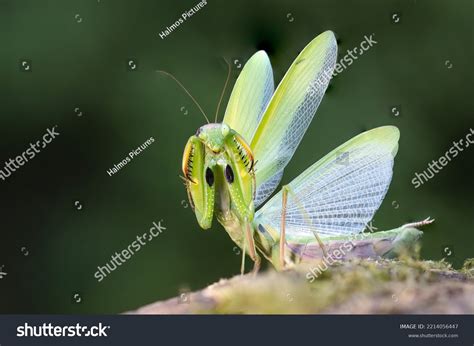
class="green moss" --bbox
[199,258,473,314]
[461,258,474,278]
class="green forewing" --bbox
[250,30,338,207]
[223,51,274,144]
[255,126,400,241]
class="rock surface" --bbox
[127,258,474,314]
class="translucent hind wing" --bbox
[253,170,284,207]
[251,31,337,207]
[255,126,400,241]
[223,51,274,144]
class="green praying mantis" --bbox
[162,30,432,274]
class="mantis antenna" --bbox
[215,58,231,123]
[156,70,210,124]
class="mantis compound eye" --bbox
[225,164,234,184]
[205,167,214,187]
[221,124,230,137]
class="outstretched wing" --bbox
[251,31,338,207]
[254,126,400,241]
[223,51,274,144]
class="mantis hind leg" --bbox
[280,186,289,269]
[279,185,328,269]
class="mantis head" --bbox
[182,123,255,229]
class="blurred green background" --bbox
[0,0,472,313]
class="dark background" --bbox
[0,0,472,313]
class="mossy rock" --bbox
[128,258,474,314]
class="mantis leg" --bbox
[402,217,434,229]
[280,186,289,268]
[280,185,327,267]
[240,240,247,275]
[244,221,261,275]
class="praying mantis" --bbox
[162,31,432,274]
